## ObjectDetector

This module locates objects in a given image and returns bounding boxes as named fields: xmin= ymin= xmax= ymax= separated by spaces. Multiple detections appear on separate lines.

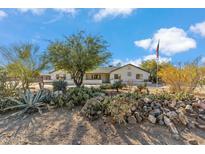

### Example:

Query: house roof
xmin=86 ymin=66 xmax=118 ymax=74
xmin=110 ymin=64 xmax=150 ymax=74
xmin=48 ymin=64 xmax=149 ymax=74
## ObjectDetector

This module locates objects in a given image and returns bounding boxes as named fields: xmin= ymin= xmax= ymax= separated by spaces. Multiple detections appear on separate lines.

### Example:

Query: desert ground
xmin=1 ymin=83 xmax=205 ymax=145
xmin=0 ymin=107 xmax=205 ymax=145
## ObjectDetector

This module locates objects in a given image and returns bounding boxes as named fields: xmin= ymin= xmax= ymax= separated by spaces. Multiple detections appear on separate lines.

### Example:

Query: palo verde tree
xmin=0 ymin=43 xmax=48 ymax=91
xmin=140 ymin=59 xmax=172 ymax=83
xmin=47 ymin=31 xmax=111 ymax=87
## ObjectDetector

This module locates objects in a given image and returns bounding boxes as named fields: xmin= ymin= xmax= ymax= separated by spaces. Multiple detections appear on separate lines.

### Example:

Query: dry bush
xmin=158 ymin=59 xmax=205 ymax=93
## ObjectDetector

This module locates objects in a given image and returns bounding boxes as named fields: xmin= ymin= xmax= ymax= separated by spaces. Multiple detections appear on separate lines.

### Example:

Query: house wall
xmin=110 ymin=64 xmax=150 ymax=84
xmin=49 ymin=70 xmax=102 ymax=85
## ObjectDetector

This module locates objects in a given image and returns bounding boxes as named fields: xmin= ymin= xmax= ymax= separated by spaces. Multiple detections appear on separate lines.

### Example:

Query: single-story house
xmin=43 ymin=64 xmax=150 ymax=85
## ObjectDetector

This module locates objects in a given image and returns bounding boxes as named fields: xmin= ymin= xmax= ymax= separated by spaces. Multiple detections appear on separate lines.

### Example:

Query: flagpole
xmin=156 ymin=56 xmax=159 ymax=88
xmin=156 ymin=40 xmax=160 ymax=88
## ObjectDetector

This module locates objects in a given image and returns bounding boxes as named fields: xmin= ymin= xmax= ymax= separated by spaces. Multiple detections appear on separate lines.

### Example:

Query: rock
xmin=178 ymin=112 xmax=188 ymax=125
xmin=148 ymin=114 xmax=156 ymax=124
xmin=97 ymin=111 xmax=102 ymax=115
xmin=144 ymin=97 xmax=152 ymax=103
xmin=198 ymin=102 xmax=205 ymax=110
xmin=187 ymin=122 xmax=195 ymax=129
xmin=189 ymin=140 xmax=198 ymax=145
xmin=157 ymin=114 xmax=164 ymax=121
xmin=155 ymin=103 xmax=161 ymax=108
xmin=166 ymin=111 xmax=178 ymax=120
xmin=172 ymin=134 xmax=180 ymax=140
xmin=169 ymin=100 xmax=177 ymax=108
xmin=177 ymin=107 xmax=186 ymax=114
xmin=164 ymin=116 xmax=179 ymax=134
xmin=159 ymin=120 xmax=165 ymax=126
xmin=164 ymin=100 xmax=170 ymax=106
xmin=195 ymin=123 xmax=205 ymax=130
xmin=134 ymin=112 xmax=143 ymax=122
xmin=199 ymin=114 xmax=205 ymax=121
xmin=131 ymin=106 xmax=137 ymax=112
xmin=128 ymin=116 xmax=137 ymax=124
xmin=185 ymin=105 xmax=193 ymax=112
xmin=150 ymin=108 xmax=161 ymax=117
xmin=143 ymin=105 xmax=148 ymax=112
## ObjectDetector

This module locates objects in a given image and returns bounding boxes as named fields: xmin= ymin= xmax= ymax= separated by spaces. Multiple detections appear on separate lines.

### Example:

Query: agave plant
xmin=4 ymin=90 xmax=48 ymax=114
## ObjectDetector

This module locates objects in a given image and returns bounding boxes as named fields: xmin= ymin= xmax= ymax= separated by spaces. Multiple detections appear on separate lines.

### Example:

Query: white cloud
xmin=143 ymin=54 xmax=171 ymax=63
xmin=17 ymin=8 xmax=45 ymax=15
xmin=112 ymin=58 xmax=142 ymax=66
xmin=135 ymin=27 xmax=196 ymax=56
xmin=134 ymin=39 xmax=151 ymax=49
xmin=53 ymin=8 xmax=77 ymax=16
xmin=93 ymin=8 xmax=136 ymax=21
xmin=190 ymin=21 xmax=205 ymax=37
xmin=112 ymin=54 xmax=171 ymax=67
xmin=201 ymin=57 xmax=205 ymax=64
xmin=17 ymin=8 xmax=77 ymax=16
xmin=0 ymin=10 xmax=8 ymax=20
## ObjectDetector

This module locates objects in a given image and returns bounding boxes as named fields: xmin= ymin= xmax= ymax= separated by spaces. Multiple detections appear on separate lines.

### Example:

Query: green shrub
xmin=100 ymin=84 xmax=112 ymax=90
xmin=50 ymin=91 xmax=74 ymax=108
xmin=52 ymin=80 xmax=67 ymax=92
xmin=81 ymin=96 xmax=110 ymax=120
xmin=107 ymin=93 xmax=137 ymax=124
xmin=0 ymin=68 xmax=19 ymax=97
xmin=112 ymin=80 xmax=124 ymax=92
xmin=67 ymin=87 xmax=105 ymax=106
xmin=173 ymin=92 xmax=194 ymax=101
xmin=135 ymin=83 xmax=149 ymax=94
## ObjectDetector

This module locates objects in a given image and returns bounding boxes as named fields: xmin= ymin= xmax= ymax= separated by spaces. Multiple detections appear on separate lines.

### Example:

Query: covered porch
xmin=85 ymin=73 xmax=110 ymax=83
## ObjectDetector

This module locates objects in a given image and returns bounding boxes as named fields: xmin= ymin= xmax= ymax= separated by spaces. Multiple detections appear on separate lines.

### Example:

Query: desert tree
xmin=47 ymin=31 xmax=111 ymax=87
xmin=140 ymin=59 xmax=172 ymax=83
xmin=158 ymin=57 xmax=205 ymax=93
xmin=0 ymin=43 xmax=48 ymax=91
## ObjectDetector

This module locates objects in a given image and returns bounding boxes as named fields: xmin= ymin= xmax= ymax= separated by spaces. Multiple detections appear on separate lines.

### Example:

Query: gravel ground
xmin=0 ymin=108 xmax=205 ymax=145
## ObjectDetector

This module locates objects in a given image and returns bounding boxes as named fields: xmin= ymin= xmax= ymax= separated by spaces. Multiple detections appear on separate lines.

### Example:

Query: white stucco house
xmin=42 ymin=64 xmax=150 ymax=85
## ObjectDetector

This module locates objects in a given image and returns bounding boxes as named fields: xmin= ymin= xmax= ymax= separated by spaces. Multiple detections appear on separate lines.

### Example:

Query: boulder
xmin=144 ymin=97 xmax=152 ymax=103
xmin=148 ymin=114 xmax=156 ymax=124
xmin=177 ymin=107 xmax=186 ymax=114
xmin=128 ymin=116 xmax=137 ymax=124
xmin=143 ymin=105 xmax=148 ymax=112
xmin=131 ymin=106 xmax=137 ymax=112
xmin=166 ymin=111 xmax=178 ymax=120
xmin=164 ymin=116 xmax=179 ymax=134
xmin=172 ymin=133 xmax=180 ymax=140
xmin=134 ymin=112 xmax=143 ymax=122
xmin=169 ymin=100 xmax=177 ymax=108
xmin=150 ymin=108 xmax=161 ymax=117
xmin=185 ymin=105 xmax=193 ymax=112
xmin=159 ymin=120 xmax=165 ymax=126
xmin=189 ymin=140 xmax=198 ymax=145
xmin=199 ymin=114 xmax=205 ymax=121
xmin=178 ymin=112 xmax=188 ymax=125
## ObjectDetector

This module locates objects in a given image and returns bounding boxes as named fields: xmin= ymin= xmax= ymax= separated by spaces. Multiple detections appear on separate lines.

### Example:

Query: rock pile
xmin=126 ymin=96 xmax=205 ymax=138
xmin=81 ymin=93 xmax=205 ymax=139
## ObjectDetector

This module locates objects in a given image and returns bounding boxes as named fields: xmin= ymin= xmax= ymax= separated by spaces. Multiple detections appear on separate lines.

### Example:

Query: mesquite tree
xmin=47 ymin=31 xmax=111 ymax=87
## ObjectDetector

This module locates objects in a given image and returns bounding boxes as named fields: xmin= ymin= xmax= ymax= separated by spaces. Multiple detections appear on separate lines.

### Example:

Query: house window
xmin=136 ymin=74 xmax=143 ymax=79
xmin=56 ymin=74 xmax=60 ymax=80
xmin=127 ymin=72 xmax=132 ymax=77
xmin=61 ymin=74 xmax=66 ymax=80
xmin=91 ymin=74 xmax=101 ymax=80
xmin=114 ymin=74 xmax=120 ymax=79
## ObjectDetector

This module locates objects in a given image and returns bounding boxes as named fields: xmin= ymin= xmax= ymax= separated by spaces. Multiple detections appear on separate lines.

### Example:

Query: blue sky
xmin=0 ymin=8 xmax=205 ymax=66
